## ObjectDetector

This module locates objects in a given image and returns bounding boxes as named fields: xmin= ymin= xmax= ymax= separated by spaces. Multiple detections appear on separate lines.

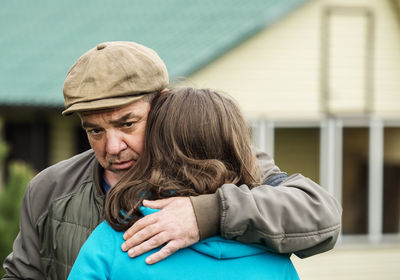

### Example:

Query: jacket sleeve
xmin=2 ymin=184 xmax=44 ymax=279
xmin=190 ymin=148 xmax=342 ymax=258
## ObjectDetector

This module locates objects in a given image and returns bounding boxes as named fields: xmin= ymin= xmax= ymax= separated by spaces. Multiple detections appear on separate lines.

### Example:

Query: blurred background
xmin=1 ymin=0 xmax=400 ymax=278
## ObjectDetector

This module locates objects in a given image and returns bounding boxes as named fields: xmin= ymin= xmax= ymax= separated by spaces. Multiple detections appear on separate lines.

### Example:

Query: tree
xmin=0 ymin=141 xmax=34 ymax=276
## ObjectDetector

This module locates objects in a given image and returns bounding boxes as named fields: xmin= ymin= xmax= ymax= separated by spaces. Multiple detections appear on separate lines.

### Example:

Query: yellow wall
xmin=274 ymin=128 xmax=320 ymax=182
xmin=179 ymin=0 xmax=400 ymax=120
xmin=374 ymin=0 xmax=400 ymax=116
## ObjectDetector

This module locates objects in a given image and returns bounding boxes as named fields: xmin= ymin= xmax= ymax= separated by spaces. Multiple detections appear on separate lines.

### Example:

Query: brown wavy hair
xmin=105 ymin=87 xmax=261 ymax=231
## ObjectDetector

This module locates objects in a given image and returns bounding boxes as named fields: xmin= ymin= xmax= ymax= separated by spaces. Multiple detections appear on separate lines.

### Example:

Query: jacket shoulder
xmin=27 ymin=149 xmax=99 ymax=222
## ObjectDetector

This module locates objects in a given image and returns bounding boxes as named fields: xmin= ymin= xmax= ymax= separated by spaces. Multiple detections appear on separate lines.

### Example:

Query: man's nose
xmin=105 ymin=131 xmax=127 ymax=155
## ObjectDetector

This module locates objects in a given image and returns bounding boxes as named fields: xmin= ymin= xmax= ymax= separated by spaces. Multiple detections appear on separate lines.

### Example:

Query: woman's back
xmin=69 ymin=209 xmax=299 ymax=280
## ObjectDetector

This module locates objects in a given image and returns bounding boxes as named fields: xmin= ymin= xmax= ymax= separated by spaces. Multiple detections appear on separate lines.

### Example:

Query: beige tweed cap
xmin=62 ymin=41 xmax=168 ymax=115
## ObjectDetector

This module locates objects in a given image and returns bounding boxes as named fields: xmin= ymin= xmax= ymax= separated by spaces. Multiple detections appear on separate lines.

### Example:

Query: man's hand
xmin=121 ymin=197 xmax=200 ymax=264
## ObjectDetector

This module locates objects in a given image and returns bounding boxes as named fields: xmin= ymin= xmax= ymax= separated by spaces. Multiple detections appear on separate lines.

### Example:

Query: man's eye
xmin=122 ymin=122 xmax=134 ymax=128
xmin=88 ymin=128 xmax=102 ymax=135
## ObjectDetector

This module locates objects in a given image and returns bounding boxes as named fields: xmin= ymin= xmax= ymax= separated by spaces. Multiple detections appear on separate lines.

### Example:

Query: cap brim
xmin=62 ymin=95 xmax=145 ymax=115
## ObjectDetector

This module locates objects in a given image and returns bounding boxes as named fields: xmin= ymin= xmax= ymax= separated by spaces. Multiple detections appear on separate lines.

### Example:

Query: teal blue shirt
xmin=68 ymin=207 xmax=299 ymax=280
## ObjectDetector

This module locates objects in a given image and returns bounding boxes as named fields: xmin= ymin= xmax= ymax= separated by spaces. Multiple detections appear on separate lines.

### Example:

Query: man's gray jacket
xmin=2 ymin=149 xmax=342 ymax=279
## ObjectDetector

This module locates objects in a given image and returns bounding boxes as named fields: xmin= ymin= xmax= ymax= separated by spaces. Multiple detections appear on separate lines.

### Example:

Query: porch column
xmin=252 ymin=119 xmax=274 ymax=157
xmin=368 ymin=117 xmax=384 ymax=242
xmin=320 ymin=117 xmax=343 ymax=204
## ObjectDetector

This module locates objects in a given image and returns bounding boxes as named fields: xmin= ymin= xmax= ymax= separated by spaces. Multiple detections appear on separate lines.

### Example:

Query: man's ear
xmin=160 ymin=88 xmax=170 ymax=95
xmin=77 ymin=112 xmax=85 ymax=125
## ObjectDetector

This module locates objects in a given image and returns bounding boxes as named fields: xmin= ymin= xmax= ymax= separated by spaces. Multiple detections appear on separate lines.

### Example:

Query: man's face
xmin=80 ymin=100 xmax=151 ymax=185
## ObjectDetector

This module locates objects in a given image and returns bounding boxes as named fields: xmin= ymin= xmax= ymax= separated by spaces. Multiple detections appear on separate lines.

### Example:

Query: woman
xmin=68 ymin=87 xmax=299 ymax=279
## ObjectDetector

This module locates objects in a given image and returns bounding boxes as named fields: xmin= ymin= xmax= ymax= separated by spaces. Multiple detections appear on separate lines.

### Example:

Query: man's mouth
xmin=111 ymin=160 xmax=135 ymax=170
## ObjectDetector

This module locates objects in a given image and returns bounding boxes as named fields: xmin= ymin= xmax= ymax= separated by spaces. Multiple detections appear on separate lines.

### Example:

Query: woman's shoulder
xmin=83 ymin=220 xmax=124 ymax=251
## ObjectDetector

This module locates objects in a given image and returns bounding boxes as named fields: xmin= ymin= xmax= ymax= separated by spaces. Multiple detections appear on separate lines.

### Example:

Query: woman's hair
xmin=105 ymin=87 xmax=261 ymax=231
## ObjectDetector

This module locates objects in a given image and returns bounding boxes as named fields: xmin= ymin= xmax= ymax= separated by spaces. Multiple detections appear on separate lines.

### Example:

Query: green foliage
xmin=0 ymin=141 xmax=34 ymax=276
xmin=0 ymin=141 xmax=8 ymax=163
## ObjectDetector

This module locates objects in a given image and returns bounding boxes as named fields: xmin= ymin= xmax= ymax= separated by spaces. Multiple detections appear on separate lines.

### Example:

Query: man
xmin=2 ymin=41 xmax=342 ymax=279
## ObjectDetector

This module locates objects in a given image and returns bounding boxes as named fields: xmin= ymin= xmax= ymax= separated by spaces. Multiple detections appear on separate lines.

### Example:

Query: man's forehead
xmin=81 ymin=100 xmax=149 ymax=116
xmin=81 ymin=106 xmax=117 ymax=115
xmin=79 ymin=100 xmax=150 ymax=122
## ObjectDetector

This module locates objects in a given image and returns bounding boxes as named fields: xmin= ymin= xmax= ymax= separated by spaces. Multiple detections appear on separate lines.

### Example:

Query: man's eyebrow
xmin=81 ymin=121 xmax=98 ymax=129
xmin=109 ymin=112 xmax=141 ymax=124
xmin=81 ymin=112 xmax=141 ymax=128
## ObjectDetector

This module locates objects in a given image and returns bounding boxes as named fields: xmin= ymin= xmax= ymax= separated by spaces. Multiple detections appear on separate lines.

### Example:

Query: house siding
xmin=181 ymin=0 xmax=400 ymax=120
